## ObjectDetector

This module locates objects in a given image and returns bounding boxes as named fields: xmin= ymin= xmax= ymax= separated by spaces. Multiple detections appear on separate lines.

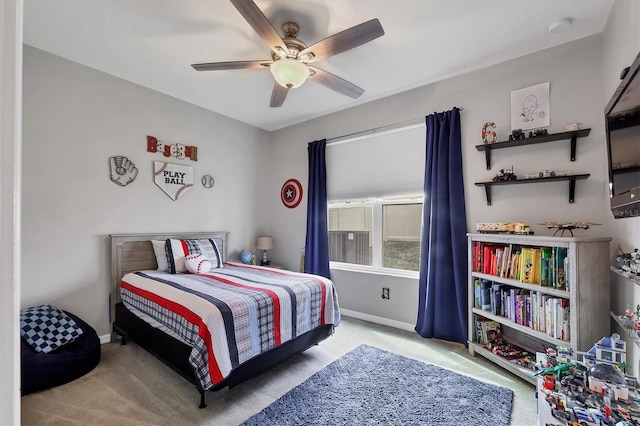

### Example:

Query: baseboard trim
xmin=340 ymin=309 xmax=416 ymax=333
xmin=99 ymin=334 xmax=111 ymax=345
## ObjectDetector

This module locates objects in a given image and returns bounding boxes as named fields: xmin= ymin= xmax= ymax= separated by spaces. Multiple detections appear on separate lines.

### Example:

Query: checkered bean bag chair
xmin=21 ymin=305 xmax=100 ymax=395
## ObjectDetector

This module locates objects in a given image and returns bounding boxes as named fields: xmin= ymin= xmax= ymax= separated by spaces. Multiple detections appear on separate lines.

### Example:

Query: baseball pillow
xmin=184 ymin=253 xmax=211 ymax=274
xmin=164 ymin=238 xmax=223 ymax=273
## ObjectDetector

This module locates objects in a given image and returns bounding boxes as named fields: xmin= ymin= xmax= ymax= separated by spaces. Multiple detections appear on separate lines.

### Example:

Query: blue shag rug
xmin=242 ymin=344 xmax=513 ymax=426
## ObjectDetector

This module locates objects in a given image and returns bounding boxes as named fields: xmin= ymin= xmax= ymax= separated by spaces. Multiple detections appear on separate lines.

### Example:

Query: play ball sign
xmin=281 ymin=178 xmax=303 ymax=209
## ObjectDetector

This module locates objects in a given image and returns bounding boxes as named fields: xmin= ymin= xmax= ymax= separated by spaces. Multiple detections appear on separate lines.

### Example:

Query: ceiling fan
xmin=191 ymin=0 xmax=385 ymax=107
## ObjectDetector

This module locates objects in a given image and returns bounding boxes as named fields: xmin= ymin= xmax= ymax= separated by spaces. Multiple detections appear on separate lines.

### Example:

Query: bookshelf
xmin=467 ymin=233 xmax=611 ymax=385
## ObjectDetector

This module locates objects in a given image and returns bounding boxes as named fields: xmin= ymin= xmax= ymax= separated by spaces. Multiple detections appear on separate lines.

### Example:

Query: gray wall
xmin=21 ymin=46 xmax=272 ymax=336
xmin=268 ymin=23 xmax=638 ymax=329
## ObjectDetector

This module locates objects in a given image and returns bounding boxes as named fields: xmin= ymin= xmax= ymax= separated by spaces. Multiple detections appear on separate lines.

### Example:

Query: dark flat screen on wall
xmin=605 ymin=52 xmax=640 ymax=218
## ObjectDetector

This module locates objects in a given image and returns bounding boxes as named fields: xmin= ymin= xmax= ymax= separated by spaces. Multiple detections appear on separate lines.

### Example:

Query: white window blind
xmin=326 ymin=124 xmax=426 ymax=200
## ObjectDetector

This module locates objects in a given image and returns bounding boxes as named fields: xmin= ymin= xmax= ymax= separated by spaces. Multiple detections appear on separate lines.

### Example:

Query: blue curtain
xmin=304 ymin=139 xmax=330 ymax=278
xmin=415 ymin=107 xmax=468 ymax=345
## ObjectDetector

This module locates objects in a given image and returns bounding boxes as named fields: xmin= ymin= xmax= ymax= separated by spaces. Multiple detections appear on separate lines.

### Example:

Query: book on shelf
xmin=479 ymin=279 xmax=492 ymax=310
xmin=493 ymin=248 xmax=503 ymax=276
xmin=472 ymin=241 xmax=482 ymax=273
xmin=474 ymin=279 xmax=481 ymax=309
xmin=558 ymin=299 xmax=570 ymax=340
xmin=543 ymin=297 xmax=570 ymax=340
xmin=532 ymin=291 xmax=549 ymax=333
xmin=555 ymin=247 xmax=568 ymax=290
xmin=540 ymin=247 xmax=553 ymax=287
xmin=564 ymin=256 xmax=570 ymax=291
xmin=491 ymin=283 xmax=502 ymax=315
xmin=499 ymin=244 xmax=511 ymax=277
xmin=483 ymin=320 xmax=502 ymax=344
xmin=474 ymin=317 xmax=502 ymax=345
xmin=520 ymin=248 xmax=534 ymax=283
xmin=509 ymin=249 xmax=521 ymax=279
xmin=531 ymin=248 xmax=541 ymax=284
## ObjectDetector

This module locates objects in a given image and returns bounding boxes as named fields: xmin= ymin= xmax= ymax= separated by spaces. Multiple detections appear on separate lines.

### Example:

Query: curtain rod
xmin=325 ymin=107 xmax=463 ymax=145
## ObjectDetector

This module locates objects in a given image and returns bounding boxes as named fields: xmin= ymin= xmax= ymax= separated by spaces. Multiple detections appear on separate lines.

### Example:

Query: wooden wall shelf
xmin=475 ymin=128 xmax=591 ymax=170
xmin=474 ymin=174 xmax=590 ymax=205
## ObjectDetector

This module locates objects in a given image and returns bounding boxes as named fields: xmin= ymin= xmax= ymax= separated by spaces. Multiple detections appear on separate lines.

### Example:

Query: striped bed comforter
xmin=120 ymin=263 xmax=340 ymax=390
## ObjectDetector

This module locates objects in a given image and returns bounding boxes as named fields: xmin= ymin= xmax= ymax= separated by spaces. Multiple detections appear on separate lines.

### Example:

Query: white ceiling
xmin=23 ymin=0 xmax=613 ymax=132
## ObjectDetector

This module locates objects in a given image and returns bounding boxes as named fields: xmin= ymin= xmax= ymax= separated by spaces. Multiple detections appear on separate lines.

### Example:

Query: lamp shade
xmin=270 ymin=59 xmax=309 ymax=89
xmin=256 ymin=236 xmax=274 ymax=251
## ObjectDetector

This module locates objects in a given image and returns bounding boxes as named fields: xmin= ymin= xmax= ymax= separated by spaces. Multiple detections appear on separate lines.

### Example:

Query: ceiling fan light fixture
xmin=270 ymin=58 xmax=309 ymax=89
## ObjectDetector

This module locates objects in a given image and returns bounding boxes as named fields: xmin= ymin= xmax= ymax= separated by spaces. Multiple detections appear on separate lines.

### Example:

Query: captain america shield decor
xmin=281 ymin=178 xmax=303 ymax=209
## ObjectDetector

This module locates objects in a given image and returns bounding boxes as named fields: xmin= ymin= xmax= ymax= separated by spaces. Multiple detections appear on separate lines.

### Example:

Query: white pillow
xmin=151 ymin=240 xmax=169 ymax=272
xmin=184 ymin=253 xmax=212 ymax=274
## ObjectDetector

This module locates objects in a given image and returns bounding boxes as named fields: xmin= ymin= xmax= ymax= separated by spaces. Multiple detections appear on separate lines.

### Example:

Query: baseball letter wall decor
xmin=147 ymin=135 xmax=198 ymax=161
xmin=154 ymin=161 xmax=194 ymax=201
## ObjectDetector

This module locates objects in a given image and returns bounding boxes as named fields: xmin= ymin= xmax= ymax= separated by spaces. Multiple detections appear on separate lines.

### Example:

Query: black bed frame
xmin=114 ymin=303 xmax=334 ymax=408
xmin=110 ymin=232 xmax=335 ymax=408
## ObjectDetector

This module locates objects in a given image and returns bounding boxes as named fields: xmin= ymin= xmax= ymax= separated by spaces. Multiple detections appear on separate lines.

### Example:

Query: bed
xmin=110 ymin=232 xmax=340 ymax=408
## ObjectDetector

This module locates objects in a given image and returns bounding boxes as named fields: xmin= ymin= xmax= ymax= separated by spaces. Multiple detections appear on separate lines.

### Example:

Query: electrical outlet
xmin=381 ymin=287 xmax=390 ymax=299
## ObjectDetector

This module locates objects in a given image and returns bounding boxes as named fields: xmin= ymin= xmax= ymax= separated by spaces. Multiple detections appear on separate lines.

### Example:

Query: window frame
xmin=328 ymin=195 xmax=422 ymax=278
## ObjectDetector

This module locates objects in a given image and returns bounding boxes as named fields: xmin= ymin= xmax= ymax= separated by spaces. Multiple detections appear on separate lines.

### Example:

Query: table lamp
xmin=256 ymin=236 xmax=273 ymax=266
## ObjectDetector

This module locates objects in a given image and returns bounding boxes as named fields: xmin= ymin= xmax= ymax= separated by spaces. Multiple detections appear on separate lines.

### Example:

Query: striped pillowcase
xmin=164 ymin=238 xmax=223 ymax=274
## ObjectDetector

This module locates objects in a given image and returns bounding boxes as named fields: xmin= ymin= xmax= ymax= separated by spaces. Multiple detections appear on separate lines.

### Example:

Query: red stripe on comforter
xmin=120 ymin=280 xmax=224 ymax=384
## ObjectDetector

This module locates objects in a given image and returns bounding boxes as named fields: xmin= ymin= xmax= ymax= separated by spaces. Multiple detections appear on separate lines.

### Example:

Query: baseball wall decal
xmin=109 ymin=156 xmax=138 ymax=187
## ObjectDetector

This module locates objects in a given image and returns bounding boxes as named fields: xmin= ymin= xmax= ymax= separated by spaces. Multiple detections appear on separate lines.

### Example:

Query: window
xmin=382 ymin=201 xmax=422 ymax=271
xmin=324 ymin=122 xmax=425 ymax=276
xmin=329 ymin=196 xmax=422 ymax=274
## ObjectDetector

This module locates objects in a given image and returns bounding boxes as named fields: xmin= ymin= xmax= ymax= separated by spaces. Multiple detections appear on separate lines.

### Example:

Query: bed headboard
xmin=109 ymin=232 xmax=229 ymax=324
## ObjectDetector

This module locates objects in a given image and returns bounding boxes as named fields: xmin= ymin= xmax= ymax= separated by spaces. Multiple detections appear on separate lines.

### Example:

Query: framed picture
xmin=511 ymin=82 xmax=550 ymax=131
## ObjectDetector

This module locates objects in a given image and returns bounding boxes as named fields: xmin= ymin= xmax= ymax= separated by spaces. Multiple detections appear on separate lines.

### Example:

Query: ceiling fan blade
xmin=229 ymin=0 xmax=289 ymax=58
xmin=308 ymin=66 xmax=364 ymax=99
xmin=191 ymin=60 xmax=272 ymax=71
xmin=299 ymin=19 xmax=384 ymax=63
xmin=270 ymin=83 xmax=289 ymax=107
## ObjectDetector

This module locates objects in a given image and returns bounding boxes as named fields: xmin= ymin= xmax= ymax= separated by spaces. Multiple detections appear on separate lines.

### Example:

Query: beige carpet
xmin=21 ymin=317 xmax=537 ymax=425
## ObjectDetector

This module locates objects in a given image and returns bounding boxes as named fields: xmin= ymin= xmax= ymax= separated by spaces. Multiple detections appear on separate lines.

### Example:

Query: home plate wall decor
xmin=109 ymin=156 xmax=138 ymax=187
xmin=154 ymin=161 xmax=194 ymax=201
xmin=281 ymin=178 xmax=303 ymax=208
xmin=147 ymin=135 xmax=198 ymax=162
